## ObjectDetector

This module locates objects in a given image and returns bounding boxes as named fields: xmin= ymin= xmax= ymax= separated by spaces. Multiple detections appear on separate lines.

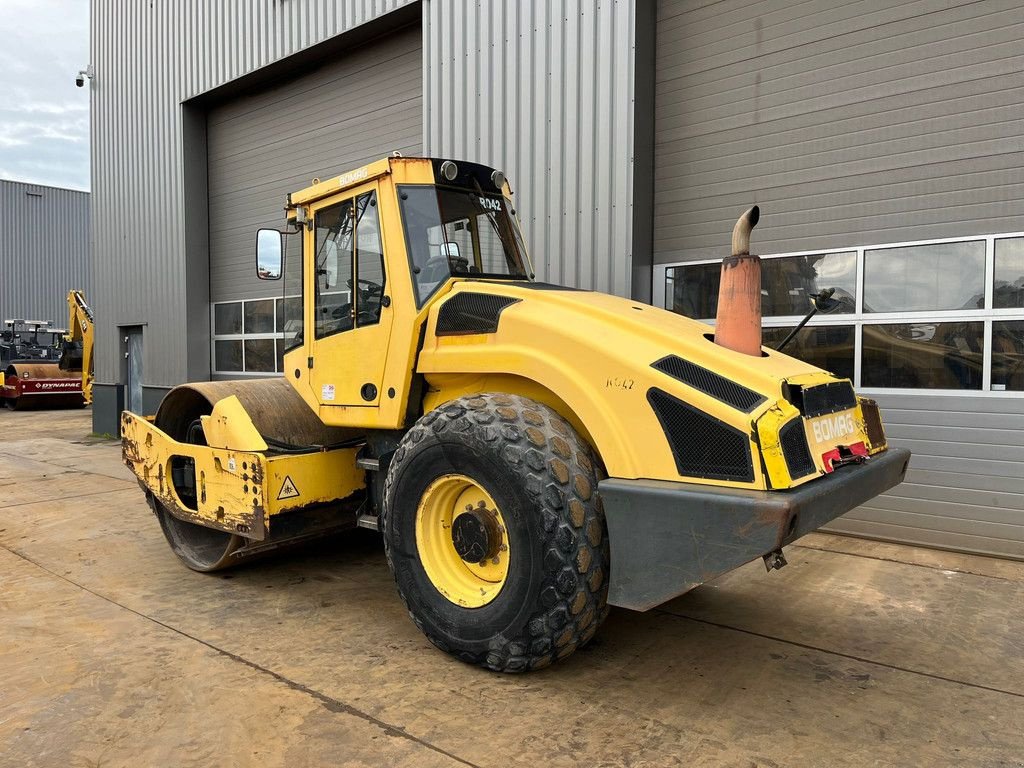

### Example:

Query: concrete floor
xmin=1 ymin=409 xmax=1022 ymax=768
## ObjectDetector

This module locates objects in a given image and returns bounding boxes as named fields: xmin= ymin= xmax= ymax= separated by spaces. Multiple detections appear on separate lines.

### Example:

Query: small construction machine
xmin=121 ymin=156 xmax=910 ymax=671
xmin=2 ymin=320 xmax=79 ymax=409
xmin=0 ymin=291 xmax=93 ymax=409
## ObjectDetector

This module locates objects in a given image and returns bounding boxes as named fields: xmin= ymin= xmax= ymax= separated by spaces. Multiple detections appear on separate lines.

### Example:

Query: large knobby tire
xmin=381 ymin=393 xmax=610 ymax=672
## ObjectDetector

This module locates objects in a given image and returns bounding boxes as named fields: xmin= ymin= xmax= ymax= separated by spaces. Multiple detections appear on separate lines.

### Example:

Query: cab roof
xmin=285 ymin=156 xmax=508 ymax=209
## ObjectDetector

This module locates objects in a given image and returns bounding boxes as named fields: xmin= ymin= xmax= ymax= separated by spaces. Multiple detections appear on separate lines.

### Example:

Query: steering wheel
xmin=348 ymin=277 xmax=383 ymax=299
xmin=419 ymin=256 xmax=450 ymax=283
xmin=331 ymin=278 xmax=384 ymax=322
xmin=420 ymin=254 xmax=470 ymax=282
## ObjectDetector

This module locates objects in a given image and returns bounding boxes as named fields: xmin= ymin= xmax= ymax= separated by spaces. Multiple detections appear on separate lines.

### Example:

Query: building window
xmin=660 ymin=231 xmax=1024 ymax=395
xmin=761 ymin=325 xmax=855 ymax=381
xmin=862 ymin=322 xmax=984 ymax=390
xmin=994 ymin=237 xmax=1024 ymax=309
xmin=243 ymin=299 xmax=275 ymax=334
xmin=666 ymin=251 xmax=857 ymax=319
xmin=992 ymin=320 xmax=1024 ymax=392
xmin=864 ymin=241 xmax=985 ymax=313
xmin=214 ymin=302 xmax=242 ymax=335
xmin=211 ymin=296 xmax=302 ymax=375
xmin=214 ymin=339 xmax=242 ymax=372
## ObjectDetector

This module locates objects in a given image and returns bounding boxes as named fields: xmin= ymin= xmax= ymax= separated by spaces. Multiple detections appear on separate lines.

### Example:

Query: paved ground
xmin=1 ymin=408 xmax=1022 ymax=768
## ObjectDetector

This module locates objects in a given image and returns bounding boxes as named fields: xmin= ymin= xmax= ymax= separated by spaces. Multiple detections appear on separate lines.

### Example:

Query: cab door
xmin=307 ymin=185 xmax=393 ymax=408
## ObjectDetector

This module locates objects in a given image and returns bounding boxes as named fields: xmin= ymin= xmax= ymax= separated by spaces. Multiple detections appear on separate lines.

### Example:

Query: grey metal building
xmin=0 ymin=180 xmax=91 ymax=329
xmin=89 ymin=0 xmax=1023 ymax=558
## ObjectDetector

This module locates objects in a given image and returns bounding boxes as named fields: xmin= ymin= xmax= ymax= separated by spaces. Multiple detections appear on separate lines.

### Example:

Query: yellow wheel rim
xmin=415 ymin=474 xmax=510 ymax=608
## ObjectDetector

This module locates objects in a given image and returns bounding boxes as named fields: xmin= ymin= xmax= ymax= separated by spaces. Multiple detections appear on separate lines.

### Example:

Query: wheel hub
xmin=415 ymin=474 xmax=511 ymax=608
xmin=451 ymin=506 xmax=500 ymax=563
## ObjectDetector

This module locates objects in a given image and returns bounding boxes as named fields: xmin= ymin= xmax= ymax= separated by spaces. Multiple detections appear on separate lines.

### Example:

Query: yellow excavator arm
xmin=61 ymin=289 xmax=95 ymax=405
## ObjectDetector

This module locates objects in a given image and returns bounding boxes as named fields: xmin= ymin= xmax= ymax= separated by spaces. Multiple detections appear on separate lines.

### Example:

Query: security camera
xmin=76 ymin=66 xmax=93 ymax=88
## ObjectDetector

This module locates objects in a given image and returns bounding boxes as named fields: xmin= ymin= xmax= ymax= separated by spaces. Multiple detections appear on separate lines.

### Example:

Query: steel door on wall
xmin=122 ymin=327 xmax=143 ymax=414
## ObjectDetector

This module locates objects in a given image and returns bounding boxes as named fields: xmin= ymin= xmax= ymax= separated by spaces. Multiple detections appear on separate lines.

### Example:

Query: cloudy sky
xmin=0 ymin=0 xmax=89 ymax=190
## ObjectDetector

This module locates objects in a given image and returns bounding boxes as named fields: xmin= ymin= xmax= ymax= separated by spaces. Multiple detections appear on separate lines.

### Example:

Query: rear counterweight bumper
xmin=599 ymin=447 xmax=911 ymax=611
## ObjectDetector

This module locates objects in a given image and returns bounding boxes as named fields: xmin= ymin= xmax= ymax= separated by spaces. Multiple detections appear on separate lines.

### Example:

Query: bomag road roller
xmin=121 ymin=156 xmax=910 ymax=672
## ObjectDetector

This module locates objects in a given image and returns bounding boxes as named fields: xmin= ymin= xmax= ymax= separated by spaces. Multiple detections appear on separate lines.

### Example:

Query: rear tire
xmin=382 ymin=393 xmax=609 ymax=672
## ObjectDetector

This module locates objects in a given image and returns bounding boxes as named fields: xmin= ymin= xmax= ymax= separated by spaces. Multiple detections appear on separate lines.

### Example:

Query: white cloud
xmin=0 ymin=0 xmax=89 ymax=190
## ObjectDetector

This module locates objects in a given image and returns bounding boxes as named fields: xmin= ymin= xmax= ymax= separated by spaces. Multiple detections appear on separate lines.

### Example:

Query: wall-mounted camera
xmin=76 ymin=65 xmax=94 ymax=88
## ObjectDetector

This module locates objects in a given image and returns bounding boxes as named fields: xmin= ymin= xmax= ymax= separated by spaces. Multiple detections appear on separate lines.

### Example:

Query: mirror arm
xmin=774 ymin=288 xmax=836 ymax=353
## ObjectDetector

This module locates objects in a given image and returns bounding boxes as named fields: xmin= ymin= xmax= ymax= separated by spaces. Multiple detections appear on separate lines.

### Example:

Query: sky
xmin=0 ymin=0 xmax=90 ymax=190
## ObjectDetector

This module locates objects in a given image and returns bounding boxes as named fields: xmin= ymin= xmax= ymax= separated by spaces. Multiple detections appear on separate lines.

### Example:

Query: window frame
xmin=654 ymin=230 xmax=1024 ymax=397
xmin=210 ymin=295 xmax=302 ymax=377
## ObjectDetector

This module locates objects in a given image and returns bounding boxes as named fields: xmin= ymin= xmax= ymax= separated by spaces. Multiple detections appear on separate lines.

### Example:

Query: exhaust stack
xmin=714 ymin=205 xmax=762 ymax=357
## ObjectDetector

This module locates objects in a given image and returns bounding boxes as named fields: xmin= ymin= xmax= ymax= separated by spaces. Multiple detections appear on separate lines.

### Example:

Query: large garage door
xmin=653 ymin=1 xmax=1024 ymax=558
xmin=206 ymin=24 xmax=422 ymax=375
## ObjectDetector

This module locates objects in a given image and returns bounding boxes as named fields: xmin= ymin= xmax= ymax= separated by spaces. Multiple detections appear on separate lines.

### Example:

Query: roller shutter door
xmin=653 ymin=1 xmax=1024 ymax=558
xmin=207 ymin=24 xmax=422 ymax=306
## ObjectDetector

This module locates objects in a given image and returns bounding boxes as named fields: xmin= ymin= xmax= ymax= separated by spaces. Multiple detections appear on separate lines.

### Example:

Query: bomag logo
xmin=812 ymin=413 xmax=855 ymax=444
xmin=337 ymin=167 xmax=369 ymax=188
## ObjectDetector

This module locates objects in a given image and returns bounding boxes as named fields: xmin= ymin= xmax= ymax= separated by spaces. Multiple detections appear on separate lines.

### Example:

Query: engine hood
xmin=417 ymin=280 xmax=858 ymax=488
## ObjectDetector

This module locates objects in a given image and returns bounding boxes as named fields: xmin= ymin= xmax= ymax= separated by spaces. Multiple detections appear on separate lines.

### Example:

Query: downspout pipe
xmin=714 ymin=206 xmax=763 ymax=357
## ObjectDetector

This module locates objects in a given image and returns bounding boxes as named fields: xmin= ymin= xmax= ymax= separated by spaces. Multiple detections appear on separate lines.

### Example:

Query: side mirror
xmin=256 ymin=229 xmax=284 ymax=280
xmin=811 ymin=287 xmax=842 ymax=314
xmin=440 ymin=241 xmax=461 ymax=260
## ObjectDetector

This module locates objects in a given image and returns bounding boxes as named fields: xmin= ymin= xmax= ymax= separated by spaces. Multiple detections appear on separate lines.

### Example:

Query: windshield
xmin=399 ymin=185 xmax=531 ymax=305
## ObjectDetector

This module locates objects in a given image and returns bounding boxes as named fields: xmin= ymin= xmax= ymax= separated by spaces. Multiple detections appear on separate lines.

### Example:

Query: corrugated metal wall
xmin=0 ymin=180 xmax=91 ymax=327
xmin=208 ymin=26 xmax=423 ymax=304
xmin=423 ymin=0 xmax=638 ymax=297
xmin=829 ymin=393 xmax=1024 ymax=559
xmin=89 ymin=0 xmax=416 ymax=389
xmin=653 ymin=0 xmax=1024 ymax=263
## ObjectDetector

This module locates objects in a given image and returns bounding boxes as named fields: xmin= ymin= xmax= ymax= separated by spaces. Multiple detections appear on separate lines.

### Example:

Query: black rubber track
xmin=381 ymin=393 xmax=610 ymax=672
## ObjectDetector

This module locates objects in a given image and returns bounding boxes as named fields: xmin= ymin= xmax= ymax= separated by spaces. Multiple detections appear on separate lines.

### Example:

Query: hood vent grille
xmin=435 ymin=293 xmax=520 ymax=336
xmin=652 ymin=355 xmax=766 ymax=413
xmin=647 ymin=388 xmax=754 ymax=483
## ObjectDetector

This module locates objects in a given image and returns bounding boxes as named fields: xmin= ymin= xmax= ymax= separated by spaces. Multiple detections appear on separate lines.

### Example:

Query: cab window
xmin=313 ymin=199 xmax=354 ymax=339
xmin=354 ymin=191 xmax=386 ymax=327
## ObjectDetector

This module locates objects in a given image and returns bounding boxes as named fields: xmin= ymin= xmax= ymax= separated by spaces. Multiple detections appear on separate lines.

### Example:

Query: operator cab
xmin=253 ymin=156 xmax=534 ymax=421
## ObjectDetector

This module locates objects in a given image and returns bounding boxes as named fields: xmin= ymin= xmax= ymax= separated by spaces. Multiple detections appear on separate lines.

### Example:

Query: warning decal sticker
xmin=277 ymin=476 xmax=300 ymax=500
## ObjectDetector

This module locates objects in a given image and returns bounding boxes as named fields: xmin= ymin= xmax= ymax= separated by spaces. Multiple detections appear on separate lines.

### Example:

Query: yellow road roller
xmin=122 ymin=156 xmax=910 ymax=672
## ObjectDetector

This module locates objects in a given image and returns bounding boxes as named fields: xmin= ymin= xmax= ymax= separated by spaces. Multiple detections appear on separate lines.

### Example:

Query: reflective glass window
xmin=243 ymin=338 xmax=276 ymax=373
xmin=668 ymin=252 xmax=856 ymax=320
xmin=762 ymin=325 xmax=855 ymax=381
xmin=667 ymin=262 xmax=720 ymax=319
xmin=214 ymin=303 xmax=242 ymax=335
xmin=276 ymin=296 xmax=303 ymax=351
xmin=864 ymin=241 xmax=985 ymax=312
xmin=243 ymin=299 xmax=274 ymax=334
xmin=992 ymin=320 xmax=1024 ymax=392
xmin=214 ymin=340 xmax=242 ymax=372
xmin=761 ymin=252 xmax=857 ymax=316
xmin=994 ymin=237 xmax=1024 ymax=309
xmin=355 ymin=191 xmax=386 ymax=327
xmin=313 ymin=199 xmax=355 ymax=338
xmin=861 ymin=322 xmax=984 ymax=389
